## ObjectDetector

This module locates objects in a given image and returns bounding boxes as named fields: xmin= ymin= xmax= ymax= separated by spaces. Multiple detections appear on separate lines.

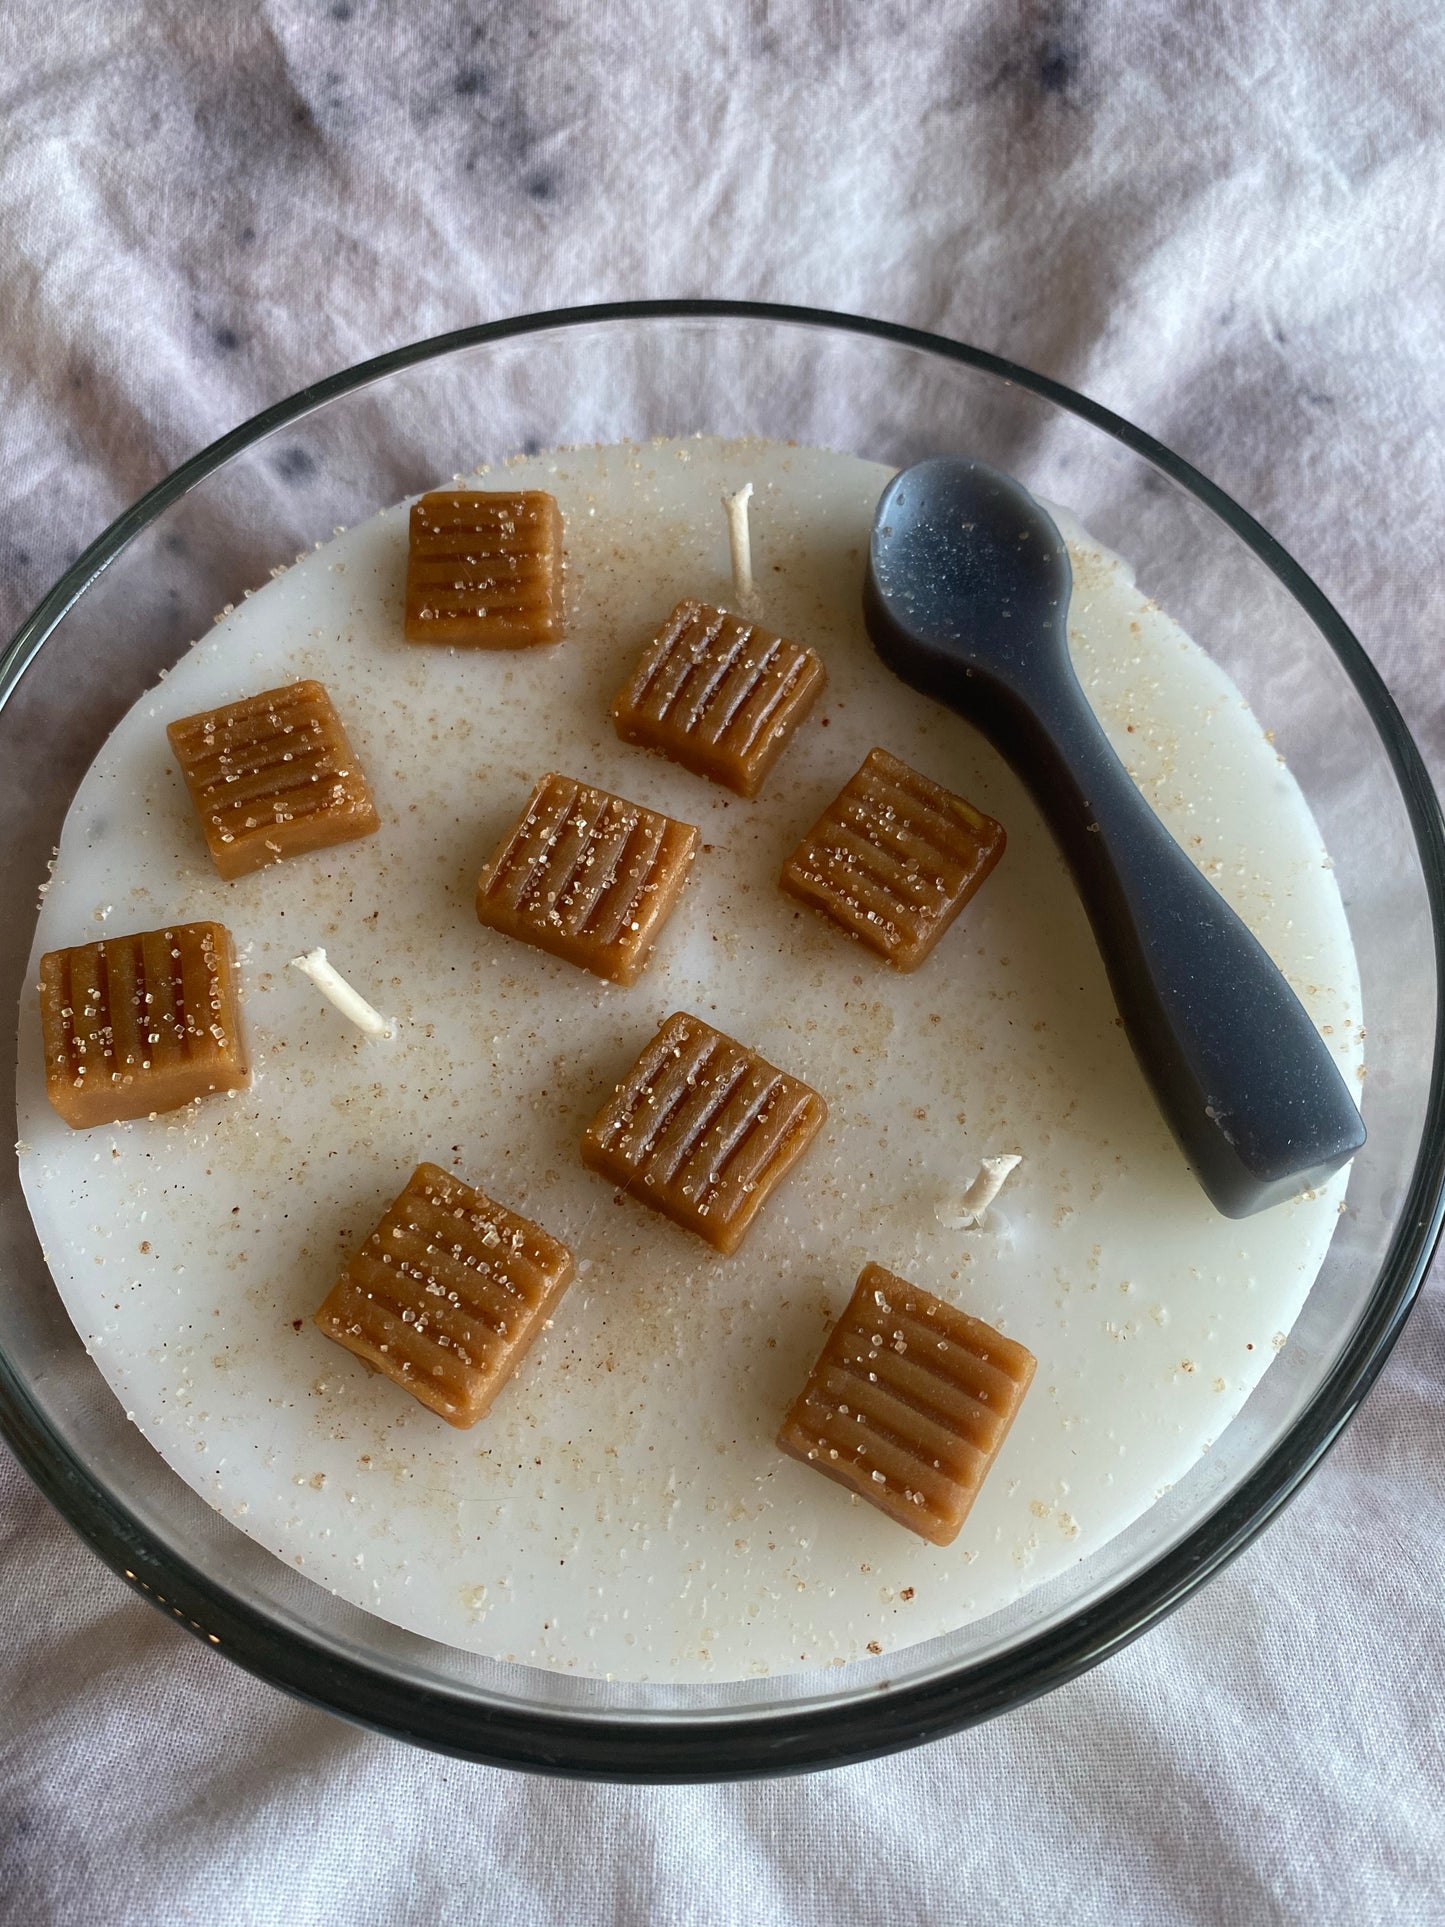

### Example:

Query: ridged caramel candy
xmin=314 ymin=1163 xmax=575 ymax=1428
xmin=167 ymin=679 xmax=379 ymax=880
xmin=580 ymin=1011 xmax=827 ymax=1254
xmin=780 ymin=747 xmax=1005 ymax=970
xmin=476 ymin=773 xmax=698 ymax=986
xmin=610 ymin=599 xmax=825 ymax=796
xmin=777 ymin=1263 xmax=1036 ymax=1545
xmin=404 ymin=489 xmax=563 ymax=647
xmin=38 ymin=921 xmax=249 ymax=1129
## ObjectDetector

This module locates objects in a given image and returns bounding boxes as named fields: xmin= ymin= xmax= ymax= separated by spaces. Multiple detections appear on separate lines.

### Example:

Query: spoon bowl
xmin=868 ymin=456 xmax=1073 ymax=690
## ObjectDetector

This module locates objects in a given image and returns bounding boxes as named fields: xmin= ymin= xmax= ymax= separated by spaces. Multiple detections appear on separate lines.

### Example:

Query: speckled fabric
xmin=2 ymin=4 xmax=1443 ymax=1923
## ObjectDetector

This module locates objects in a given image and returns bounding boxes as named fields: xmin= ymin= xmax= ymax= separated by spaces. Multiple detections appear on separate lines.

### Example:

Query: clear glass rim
xmin=3 ymin=299 xmax=1443 ymax=1781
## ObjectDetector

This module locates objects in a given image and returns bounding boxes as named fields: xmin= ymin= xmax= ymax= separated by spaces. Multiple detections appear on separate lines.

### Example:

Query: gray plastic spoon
xmin=863 ymin=456 xmax=1365 ymax=1218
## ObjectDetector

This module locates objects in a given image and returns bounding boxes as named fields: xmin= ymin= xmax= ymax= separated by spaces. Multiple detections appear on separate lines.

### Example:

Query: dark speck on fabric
xmin=1037 ymin=34 xmax=1079 ymax=96
xmin=1029 ymin=0 xmax=1086 ymax=102
xmin=975 ymin=1 xmax=1088 ymax=109
xmin=0 ymin=1807 xmax=35 ymax=1877
xmin=272 ymin=446 xmax=316 ymax=483
xmin=406 ymin=12 xmax=579 ymax=206
xmin=211 ymin=325 xmax=242 ymax=353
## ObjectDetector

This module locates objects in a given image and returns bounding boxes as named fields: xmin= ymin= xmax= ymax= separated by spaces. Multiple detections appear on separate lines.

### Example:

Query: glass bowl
xmin=2 ymin=302 xmax=1441 ymax=1781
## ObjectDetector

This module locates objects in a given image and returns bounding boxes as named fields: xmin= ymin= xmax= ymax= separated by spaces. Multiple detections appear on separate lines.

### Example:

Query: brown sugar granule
xmin=610 ymin=599 xmax=825 ymax=797
xmin=38 ymin=921 xmax=249 ymax=1129
xmin=476 ymin=773 xmax=698 ymax=986
xmin=314 ymin=1162 xmax=574 ymax=1428
xmin=167 ymin=680 xmax=379 ymax=880
xmin=777 ymin=1263 xmax=1035 ymax=1545
xmin=580 ymin=1011 xmax=827 ymax=1254
xmin=780 ymin=747 xmax=1005 ymax=971
xmin=404 ymin=489 xmax=563 ymax=647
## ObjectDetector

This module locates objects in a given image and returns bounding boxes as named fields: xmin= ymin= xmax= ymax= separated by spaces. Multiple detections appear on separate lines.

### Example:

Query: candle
xmin=15 ymin=437 xmax=1361 ymax=1680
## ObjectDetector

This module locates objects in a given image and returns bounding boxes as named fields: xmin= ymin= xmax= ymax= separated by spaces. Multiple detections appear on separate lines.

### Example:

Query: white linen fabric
xmin=1 ymin=4 xmax=1442 ymax=1922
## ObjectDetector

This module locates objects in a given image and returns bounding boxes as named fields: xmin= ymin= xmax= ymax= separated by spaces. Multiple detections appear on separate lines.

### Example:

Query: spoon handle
xmin=974 ymin=668 xmax=1365 ymax=1217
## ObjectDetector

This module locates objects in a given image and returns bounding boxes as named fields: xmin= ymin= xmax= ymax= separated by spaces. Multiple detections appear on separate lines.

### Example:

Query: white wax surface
xmin=14 ymin=438 xmax=1362 ymax=1681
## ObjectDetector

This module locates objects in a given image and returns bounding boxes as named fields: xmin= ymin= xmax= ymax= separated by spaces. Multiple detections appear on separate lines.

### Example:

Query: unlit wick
xmin=937 ymin=1154 xmax=1022 ymax=1230
xmin=723 ymin=482 xmax=755 ymax=603
xmin=290 ymin=947 xmax=394 ymax=1040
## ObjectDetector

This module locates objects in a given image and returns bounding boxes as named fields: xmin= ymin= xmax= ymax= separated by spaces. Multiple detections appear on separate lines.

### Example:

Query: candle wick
xmin=936 ymin=1154 xmax=1022 ymax=1231
xmin=723 ymin=482 xmax=756 ymax=604
xmin=290 ymin=947 xmax=394 ymax=1040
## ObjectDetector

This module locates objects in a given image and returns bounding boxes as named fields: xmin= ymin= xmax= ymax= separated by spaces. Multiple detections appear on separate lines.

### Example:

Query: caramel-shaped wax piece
xmin=38 ymin=921 xmax=249 ymax=1129
xmin=780 ymin=747 xmax=1005 ymax=971
xmin=405 ymin=489 xmax=563 ymax=648
xmin=580 ymin=1011 xmax=827 ymax=1254
xmin=777 ymin=1263 xmax=1036 ymax=1546
xmin=167 ymin=679 xmax=379 ymax=881
xmin=610 ymin=599 xmax=825 ymax=797
xmin=476 ymin=773 xmax=698 ymax=986
xmin=314 ymin=1162 xmax=575 ymax=1429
